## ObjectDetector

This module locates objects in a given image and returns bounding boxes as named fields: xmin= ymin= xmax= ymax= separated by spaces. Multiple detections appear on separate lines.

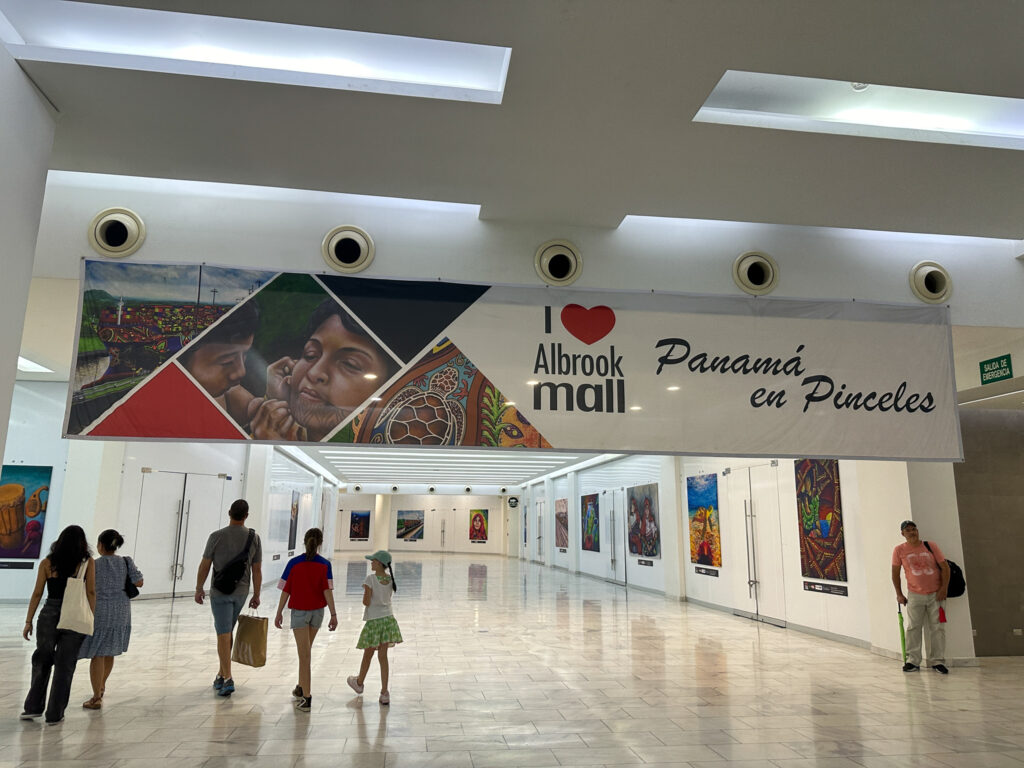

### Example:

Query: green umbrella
xmin=897 ymin=603 xmax=907 ymax=663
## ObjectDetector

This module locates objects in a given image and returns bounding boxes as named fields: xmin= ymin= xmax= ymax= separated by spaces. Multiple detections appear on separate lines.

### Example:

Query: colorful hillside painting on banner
xmin=396 ymin=510 xmax=425 ymax=541
xmin=339 ymin=339 xmax=551 ymax=449
xmin=349 ymin=510 xmax=370 ymax=541
xmin=581 ymin=493 xmax=600 ymax=552
xmin=0 ymin=465 xmax=52 ymax=560
xmin=795 ymin=458 xmax=847 ymax=581
xmin=626 ymin=483 xmax=660 ymax=559
xmin=554 ymin=498 xmax=569 ymax=548
xmin=687 ymin=474 xmax=721 ymax=567
xmin=469 ymin=509 xmax=488 ymax=542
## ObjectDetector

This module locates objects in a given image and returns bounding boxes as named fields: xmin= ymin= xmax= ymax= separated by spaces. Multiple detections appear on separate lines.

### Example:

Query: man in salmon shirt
xmin=891 ymin=520 xmax=950 ymax=674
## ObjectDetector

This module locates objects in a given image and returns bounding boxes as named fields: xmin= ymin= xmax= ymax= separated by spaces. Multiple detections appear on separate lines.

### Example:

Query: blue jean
xmin=24 ymin=600 xmax=86 ymax=721
xmin=211 ymin=592 xmax=246 ymax=635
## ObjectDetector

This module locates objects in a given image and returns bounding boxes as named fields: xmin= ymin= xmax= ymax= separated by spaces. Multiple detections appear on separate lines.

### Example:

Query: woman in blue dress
xmin=78 ymin=529 xmax=143 ymax=709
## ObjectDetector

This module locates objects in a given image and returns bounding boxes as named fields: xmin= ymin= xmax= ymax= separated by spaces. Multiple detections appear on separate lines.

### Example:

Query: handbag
xmin=231 ymin=611 xmax=267 ymax=668
xmin=57 ymin=560 xmax=94 ymax=635
xmin=212 ymin=529 xmax=255 ymax=594
xmin=123 ymin=556 xmax=140 ymax=599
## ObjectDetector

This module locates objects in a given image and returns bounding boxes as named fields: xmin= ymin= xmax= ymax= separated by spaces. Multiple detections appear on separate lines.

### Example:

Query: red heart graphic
xmin=560 ymin=304 xmax=616 ymax=345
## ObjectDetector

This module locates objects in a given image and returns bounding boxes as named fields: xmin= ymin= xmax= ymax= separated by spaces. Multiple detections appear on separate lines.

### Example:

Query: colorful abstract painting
xmin=626 ymin=483 xmax=661 ymax=559
xmin=0 ymin=465 xmax=52 ymax=559
xmin=288 ymin=490 xmax=300 ymax=551
xmin=396 ymin=509 xmax=425 ymax=541
xmin=687 ymin=474 xmax=721 ymax=567
xmin=581 ymin=493 xmax=600 ymax=552
xmin=795 ymin=458 xmax=847 ymax=581
xmin=469 ymin=509 xmax=488 ymax=541
xmin=554 ymin=498 xmax=569 ymax=549
xmin=349 ymin=510 xmax=370 ymax=541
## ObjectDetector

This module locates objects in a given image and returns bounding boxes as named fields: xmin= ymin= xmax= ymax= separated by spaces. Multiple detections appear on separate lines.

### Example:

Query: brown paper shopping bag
xmin=231 ymin=612 xmax=268 ymax=668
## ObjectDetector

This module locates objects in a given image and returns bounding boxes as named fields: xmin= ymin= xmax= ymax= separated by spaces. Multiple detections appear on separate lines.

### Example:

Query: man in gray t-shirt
xmin=194 ymin=499 xmax=262 ymax=696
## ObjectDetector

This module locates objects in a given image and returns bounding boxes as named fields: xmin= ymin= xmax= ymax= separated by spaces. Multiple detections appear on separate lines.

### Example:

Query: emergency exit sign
xmin=980 ymin=354 xmax=1013 ymax=385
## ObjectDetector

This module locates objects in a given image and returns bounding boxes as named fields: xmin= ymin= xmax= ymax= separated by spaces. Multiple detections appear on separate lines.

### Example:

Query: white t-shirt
xmin=362 ymin=573 xmax=394 ymax=621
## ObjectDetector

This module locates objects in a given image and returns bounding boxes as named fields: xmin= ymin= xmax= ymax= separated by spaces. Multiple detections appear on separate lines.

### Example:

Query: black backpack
xmin=924 ymin=541 xmax=966 ymax=598
xmin=212 ymin=529 xmax=255 ymax=594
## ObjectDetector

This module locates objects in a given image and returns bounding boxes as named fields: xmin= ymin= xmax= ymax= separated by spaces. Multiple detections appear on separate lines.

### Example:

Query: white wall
xmin=1 ymin=382 xmax=71 ymax=600
xmin=0 ymin=46 xmax=55 ymax=459
xmin=386 ymin=493 xmax=505 ymax=555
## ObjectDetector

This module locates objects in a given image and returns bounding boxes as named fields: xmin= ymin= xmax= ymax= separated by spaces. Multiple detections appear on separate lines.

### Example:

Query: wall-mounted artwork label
xmin=795 ymin=459 xmax=846 ymax=581
xmin=554 ymin=498 xmax=568 ymax=549
xmin=980 ymin=354 xmax=1012 ymax=385
xmin=272 ymin=554 xmax=281 ymax=561
xmin=349 ymin=510 xmax=370 ymax=541
xmin=558 ymin=548 xmax=567 ymax=554
xmin=637 ymin=559 xmax=654 ymax=567
xmin=581 ymin=493 xmax=600 ymax=552
xmin=626 ymin=483 xmax=660 ymax=558
xmin=804 ymin=581 xmax=848 ymax=596
xmin=687 ymin=474 xmax=721 ymax=567
xmin=65 ymin=261 xmax=961 ymax=461
xmin=396 ymin=510 xmax=424 ymax=541
xmin=469 ymin=509 xmax=488 ymax=542
xmin=695 ymin=566 xmax=719 ymax=577
xmin=0 ymin=465 xmax=51 ymax=560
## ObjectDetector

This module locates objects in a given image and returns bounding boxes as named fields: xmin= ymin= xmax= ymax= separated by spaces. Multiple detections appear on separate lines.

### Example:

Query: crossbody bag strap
xmin=923 ymin=540 xmax=938 ymax=566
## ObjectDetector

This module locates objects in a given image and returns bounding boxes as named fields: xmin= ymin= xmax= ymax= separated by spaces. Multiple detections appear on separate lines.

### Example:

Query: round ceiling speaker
xmin=322 ymin=225 xmax=375 ymax=273
xmin=909 ymin=261 xmax=952 ymax=304
xmin=88 ymin=208 xmax=146 ymax=258
xmin=535 ymin=239 xmax=582 ymax=286
xmin=732 ymin=251 xmax=779 ymax=296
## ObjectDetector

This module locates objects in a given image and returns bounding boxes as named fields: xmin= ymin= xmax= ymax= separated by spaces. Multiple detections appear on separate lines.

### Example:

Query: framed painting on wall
xmin=554 ymin=498 xmax=569 ymax=548
xmin=469 ymin=509 xmax=488 ymax=542
xmin=288 ymin=490 xmax=300 ymax=551
xmin=0 ymin=465 xmax=52 ymax=560
xmin=396 ymin=509 xmax=425 ymax=541
xmin=580 ymin=493 xmax=600 ymax=552
xmin=349 ymin=510 xmax=370 ymax=541
xmin=686 ymin=474 xmax=722 ymax=567
xmin=795 ymin=458 xmax=847 ymax=581
xmin=626 ymin=483 xmax=660 ymax=559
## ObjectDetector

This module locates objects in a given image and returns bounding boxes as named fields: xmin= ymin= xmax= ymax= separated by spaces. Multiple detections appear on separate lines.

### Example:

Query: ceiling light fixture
xmin=0 ymin=0 xmax=512 ymax=104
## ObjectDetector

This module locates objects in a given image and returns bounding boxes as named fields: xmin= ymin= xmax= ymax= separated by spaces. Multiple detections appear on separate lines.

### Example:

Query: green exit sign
xmin=980 ymin=354 xmax=1013 ymax=385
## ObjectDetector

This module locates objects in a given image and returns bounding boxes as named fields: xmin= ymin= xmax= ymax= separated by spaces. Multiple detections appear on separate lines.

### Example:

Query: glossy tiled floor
xmin=2 ymin=553 xmax=1024 ymax=768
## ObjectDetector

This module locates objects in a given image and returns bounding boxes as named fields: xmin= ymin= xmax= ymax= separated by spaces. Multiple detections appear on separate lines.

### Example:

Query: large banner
xmin=65 ymin=261 xmax=961 ymax=460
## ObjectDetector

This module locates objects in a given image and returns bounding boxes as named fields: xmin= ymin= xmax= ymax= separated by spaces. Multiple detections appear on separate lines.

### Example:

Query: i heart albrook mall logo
xmin=531 ymin=304 xmax=626 ymax=414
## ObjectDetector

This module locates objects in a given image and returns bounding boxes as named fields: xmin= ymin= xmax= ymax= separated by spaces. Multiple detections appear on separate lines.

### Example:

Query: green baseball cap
xmin=365 ymin=550 xmax=392 ymax=566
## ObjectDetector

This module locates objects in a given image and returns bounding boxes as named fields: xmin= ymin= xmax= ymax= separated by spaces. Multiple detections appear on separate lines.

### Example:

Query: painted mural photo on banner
xmin=687 ymin=474 xmax=722 ymax=567
xmin=65 ymin=261 xmax=961 ymax=460
xmin=626 ymin=483 xmax=661 ymax=559
xmin=795 ymin=458 xmax=847 ymax=581
xmin=0 ymin=465 xmax=51 ymax=559
xmin=581 ymin=493 xmax=600 ymax=552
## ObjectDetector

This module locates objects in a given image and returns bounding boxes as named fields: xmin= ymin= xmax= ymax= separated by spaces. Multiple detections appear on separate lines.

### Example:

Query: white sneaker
xmin=346 ymin=676 xmax=364 ymax=694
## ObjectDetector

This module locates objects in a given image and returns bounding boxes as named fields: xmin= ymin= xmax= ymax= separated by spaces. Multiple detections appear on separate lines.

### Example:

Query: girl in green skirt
xmin=346 ymin=550 xmax=402 ymax=704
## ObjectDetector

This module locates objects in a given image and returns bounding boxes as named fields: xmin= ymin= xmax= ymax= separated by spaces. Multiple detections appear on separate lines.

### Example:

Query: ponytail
xmin=98 ymin=528 xmax=124 ymax=553
xmin=303 ymin=528 xmax=323 ymax=561
xmin=387 ymin=562 xmax=397 ymax=592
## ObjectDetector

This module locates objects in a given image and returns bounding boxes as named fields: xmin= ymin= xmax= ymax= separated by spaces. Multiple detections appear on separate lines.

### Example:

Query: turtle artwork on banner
xmin=795 ymin=458 xmax=847 ymax=581
xmin=64 ymin=260 xmax=961 ymax=462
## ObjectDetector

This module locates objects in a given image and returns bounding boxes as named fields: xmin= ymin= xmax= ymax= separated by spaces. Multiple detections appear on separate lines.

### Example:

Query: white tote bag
xmin=57 ymin=560 xmax=94 ymax=635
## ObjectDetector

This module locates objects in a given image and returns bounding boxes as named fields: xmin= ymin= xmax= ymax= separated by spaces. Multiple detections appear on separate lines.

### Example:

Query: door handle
xmin=177 ymin=500 xmax=192 ymax=581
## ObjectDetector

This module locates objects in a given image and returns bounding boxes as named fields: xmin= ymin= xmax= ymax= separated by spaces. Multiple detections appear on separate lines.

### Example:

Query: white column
xmin=0 ymin=46 xmax=56 ymax=456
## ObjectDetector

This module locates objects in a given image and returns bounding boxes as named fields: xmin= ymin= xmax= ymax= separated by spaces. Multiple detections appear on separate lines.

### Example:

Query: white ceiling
xmin=7 ymin=0 xmax=1024 ymax=237
xmin=9 ymin=1 xmax=1024 ymax=485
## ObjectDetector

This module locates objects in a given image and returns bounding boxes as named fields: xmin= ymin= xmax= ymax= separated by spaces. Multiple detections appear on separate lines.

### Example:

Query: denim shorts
xmin=291 ymin=608 xmax=324 ymax=630
xmin=210 ymin=593 xmax=247 ymax=635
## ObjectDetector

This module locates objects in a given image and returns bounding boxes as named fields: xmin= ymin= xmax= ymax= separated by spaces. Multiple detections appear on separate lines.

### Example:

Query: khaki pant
xmin=906 ymin=591 xmax=945 ymax=667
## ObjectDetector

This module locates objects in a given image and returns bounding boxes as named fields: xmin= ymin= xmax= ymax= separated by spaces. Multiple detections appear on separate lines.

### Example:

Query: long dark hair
xmin=48 ymin=525 xmax=91 ymax=579
xmin=303 ymin=528 xmax=323 ymax=560
xmin=387 ymin=562 xmax=397 ymax=593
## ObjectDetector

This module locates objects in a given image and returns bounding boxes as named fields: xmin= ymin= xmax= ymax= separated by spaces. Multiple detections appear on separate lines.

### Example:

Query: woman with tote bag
xmin=21 ymin=525 xmax=96 ymax=725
